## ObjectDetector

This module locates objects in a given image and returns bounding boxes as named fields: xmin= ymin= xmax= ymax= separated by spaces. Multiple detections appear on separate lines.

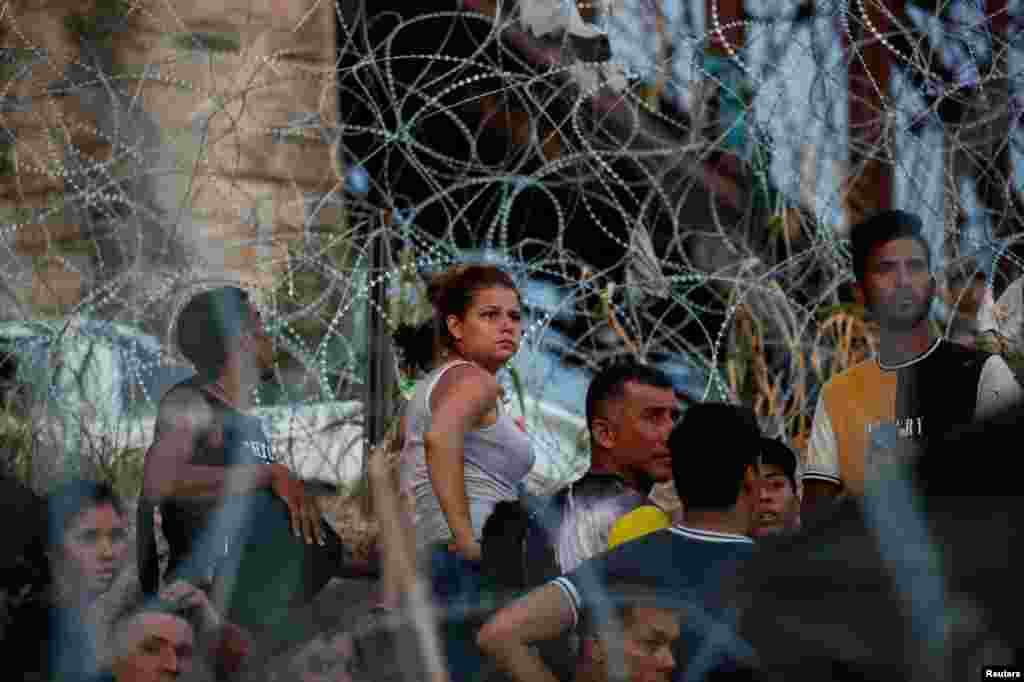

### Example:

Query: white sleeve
xmin=975 ymin=355 xmax=1023 ymax=420
xmin=976 ymin=285 xmax=999 ymax=333
xmin=979 ymin=278 xmax=1024 ymax=341
xmin=802 ymin=396 xmax=841 ymax=486
xmin=551 ymin=577 xmax=581 ymax=629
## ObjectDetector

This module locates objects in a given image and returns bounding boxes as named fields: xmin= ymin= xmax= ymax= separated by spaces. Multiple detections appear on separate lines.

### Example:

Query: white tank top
xmin=399 ymin=360 xmax=536 ymax=551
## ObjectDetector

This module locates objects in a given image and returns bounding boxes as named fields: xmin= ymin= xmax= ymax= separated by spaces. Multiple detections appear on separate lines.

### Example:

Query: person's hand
xmin=269 ymin=463 xmax=324 ymax=546
xmin=290 ymin=632 xmax=357 ymax=682
xmin=161 ymin=580 xmax=221 ymax=632
xmin=447 ymin=538 xmax=483 ymax=563
xmin=514 ymin=416 xmax=526 ymax=433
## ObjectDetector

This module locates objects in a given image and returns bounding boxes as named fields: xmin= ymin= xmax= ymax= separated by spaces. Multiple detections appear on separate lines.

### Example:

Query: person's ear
xmin=446 ymin=314 xmax=463 ymax=345
xmin=853 ymin=282 xmax=866 ymax=306
xmin=582 ymin=636 xmax=606 ymax=664
xmin=591 ymin=416 xmax=616 ymax=451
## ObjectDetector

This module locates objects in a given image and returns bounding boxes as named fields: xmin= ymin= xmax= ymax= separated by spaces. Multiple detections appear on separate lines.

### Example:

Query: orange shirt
xmin=803 ymin=339 xmax=1020 ymax=496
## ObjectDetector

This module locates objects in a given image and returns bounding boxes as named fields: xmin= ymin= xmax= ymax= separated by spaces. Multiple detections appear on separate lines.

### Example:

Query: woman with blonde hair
xmin=399 ymin=263 xmax=535 ymax=681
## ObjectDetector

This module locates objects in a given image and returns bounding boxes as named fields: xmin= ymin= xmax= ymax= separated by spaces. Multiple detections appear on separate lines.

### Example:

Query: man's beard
xmin=871 ymin=293 xmax=932 ymax=332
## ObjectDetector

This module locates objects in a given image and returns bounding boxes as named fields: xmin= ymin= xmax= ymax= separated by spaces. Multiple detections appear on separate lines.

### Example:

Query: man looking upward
xmin=139 ymin=287 xmax=346 ymax=631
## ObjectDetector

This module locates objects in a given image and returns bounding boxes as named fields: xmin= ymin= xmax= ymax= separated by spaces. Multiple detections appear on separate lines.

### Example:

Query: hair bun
xmin=427 ymin=265 xmax=469 ymax=307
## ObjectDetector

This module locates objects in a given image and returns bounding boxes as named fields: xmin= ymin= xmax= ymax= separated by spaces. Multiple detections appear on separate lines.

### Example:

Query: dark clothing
xmin=732 ymin=499 xmax=923 ymax=681
xmin=428 ymin=544 xmax=500 ymax=682
xmin=890 ymin=339 xmax=990 ymax=447
xmin=158 ymin=378 xmax=277 ymax=588
xmin=805 ymin=339 xmax=997 ymax=495
xmin=138 ymin=379 xmax=349 ymax=634
xmin=84 ymin=674 xmax=114 ymax=682
xmin=49 ymin=604 xmax=97 ymax=682
xmin=519 ymin=472 xmax=651 ymax=682
xmin=7 ymin=597 xmax=96 ymax=682
xmin=552 ymin=525 xmax=755 ymax=682
xmin=0 ymin=473 xmax=47 ymax=584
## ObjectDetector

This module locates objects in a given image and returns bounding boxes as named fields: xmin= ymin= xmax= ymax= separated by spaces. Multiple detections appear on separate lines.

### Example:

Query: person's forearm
xmin=478 ymin=584 xmax=577 ymax=680
xmin=480 ymin=639 xmax=562 ymax=682
xmin=146 ymin=461 xmax=278 ymax=502
xmin=370 ymin=446 xmax=420 ymax=593
xmin=424 ymin=431 xmax=475 ymax=547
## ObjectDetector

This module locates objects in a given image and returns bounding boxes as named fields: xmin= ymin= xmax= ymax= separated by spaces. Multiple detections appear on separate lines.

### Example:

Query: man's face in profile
xmin=605 ymin=381 xmax=680 ymax=485
xmin=753 ymin=463 xmax=800 ymax=538
xmin=111 ymin=612 xmax=194 ymax=682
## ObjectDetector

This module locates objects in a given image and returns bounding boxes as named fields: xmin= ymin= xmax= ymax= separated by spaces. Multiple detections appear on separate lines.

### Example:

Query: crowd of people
xmin=2 ymin=208 xmax=1022 ymax=681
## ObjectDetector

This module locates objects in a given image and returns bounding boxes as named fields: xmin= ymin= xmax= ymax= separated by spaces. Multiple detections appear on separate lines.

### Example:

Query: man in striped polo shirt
xmin=803 ymin=210 xmax=1022 ymax=511
xmin=477 ymin=403 xmax=761 ymax=682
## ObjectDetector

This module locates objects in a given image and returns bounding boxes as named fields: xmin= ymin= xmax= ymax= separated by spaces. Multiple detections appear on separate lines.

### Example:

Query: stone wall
xmin=0 ymin=0 xmax=339 ymax=310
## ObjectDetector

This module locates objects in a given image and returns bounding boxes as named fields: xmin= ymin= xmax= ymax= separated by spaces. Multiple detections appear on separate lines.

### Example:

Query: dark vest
xmin=891 ymin=340 xmax=990 ymax=448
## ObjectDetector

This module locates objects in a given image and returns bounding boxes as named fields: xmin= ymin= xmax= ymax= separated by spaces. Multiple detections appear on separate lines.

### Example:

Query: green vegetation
xmin=57 ymin=237 xmax=97 ymax=258
xmin=0 ymin=206 xmax=33 ymax=225
xmin=271 ymin=127 xmax=312 ymax=144
xmin=167 ymin=31 xmax=242 ymax=54
xmin=0 ymin=142 xmax=14 ymax=177
xmin=64 ymin=0 xmax=132 ymax=48
xmin=0 ymin=409 xmax=35 ymax=485
xmin=90 ymin=445 xmax=146 ymax=503
xmin=0 ymin=48 xmax=34 ymax=82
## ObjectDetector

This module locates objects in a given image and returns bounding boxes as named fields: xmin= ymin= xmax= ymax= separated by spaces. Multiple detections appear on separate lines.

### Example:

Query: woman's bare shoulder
xmin=430 ymin=362 xmax=499 ymax=410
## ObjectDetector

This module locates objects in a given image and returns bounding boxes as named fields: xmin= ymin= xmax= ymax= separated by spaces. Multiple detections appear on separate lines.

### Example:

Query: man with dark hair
xmin=571 ymin=584 xmax=681 ymax=682
xmin=753 ymin=438 xmax=801 ymax=538
xmin=478 ymin=402 xmax=761 ymax=682
xmin=803 ymin=210 xmax=1022 ymax=511
xmin=546 ymin=360 xmax=681 ymax=576
xmin=139 ymin=286 xmax=347 ymax=634
xmin=512 ymin=361 xmax=679 ymax=681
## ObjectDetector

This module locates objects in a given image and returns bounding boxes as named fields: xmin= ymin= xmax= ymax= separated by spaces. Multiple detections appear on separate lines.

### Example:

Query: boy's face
xmin=59 ymin=502 xmax=128 ymax=599
xmin=753 ymin=462 xmax=800 ymax=537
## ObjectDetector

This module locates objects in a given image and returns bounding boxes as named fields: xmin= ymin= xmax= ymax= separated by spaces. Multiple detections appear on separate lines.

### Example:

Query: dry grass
xmin=728 ymin=302 xmax=880 ymax=453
